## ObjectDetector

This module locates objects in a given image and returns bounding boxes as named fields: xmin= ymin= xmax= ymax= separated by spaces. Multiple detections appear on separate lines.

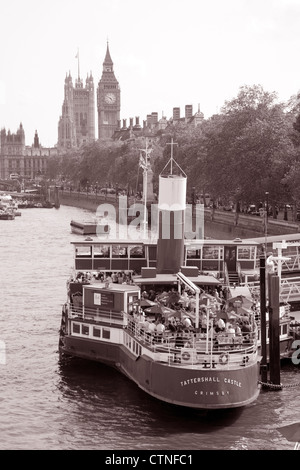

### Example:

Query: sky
xmin=0 ymin=0 xmax=300 ymax=147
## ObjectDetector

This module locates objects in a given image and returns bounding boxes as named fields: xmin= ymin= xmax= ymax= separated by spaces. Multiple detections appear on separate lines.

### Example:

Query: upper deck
xmin=71 ymin=237 xmax=259 ymax=277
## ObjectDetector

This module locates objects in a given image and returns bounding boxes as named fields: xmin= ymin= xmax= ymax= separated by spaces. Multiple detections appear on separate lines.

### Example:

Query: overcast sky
xmin=0 ymin=0 xmax=299 ymax=147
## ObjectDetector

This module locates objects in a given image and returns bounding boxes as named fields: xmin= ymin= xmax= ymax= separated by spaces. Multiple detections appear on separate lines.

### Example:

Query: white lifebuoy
xmin=219 ymin=353 xmax=229 ymax=365
xmin=181 ymin=351 xmax=191 ymax=361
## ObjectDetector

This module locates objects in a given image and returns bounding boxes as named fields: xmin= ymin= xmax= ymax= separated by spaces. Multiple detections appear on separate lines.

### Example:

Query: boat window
xmin=72 ymin=323 xmax=80 ymax=334
xmin=75 ymin=246 xmax=92 ymax=258
xmin=94 ymin=244 xmax=110 ymax=258
xmin=203 ymin=246 xmax=219 ymax=259
xmin=237 ymin=246 xmax=255 ymax=260
xmin=112 ymin=245 xmax=128 ymax=258
xmin=82 ymin=325 xmax=89 ymax=335
xmin=93 ymin=327 xmax=101 ymax=338
xmin=186 ymin=246 xmax=201 ymax=259
xmin=102 ymin=329 xmax=110 ymax=339
xmin=129 ymin=245 xmax=145 ymax=258
xmin=282 ymin=324 xmax=287 ymax=335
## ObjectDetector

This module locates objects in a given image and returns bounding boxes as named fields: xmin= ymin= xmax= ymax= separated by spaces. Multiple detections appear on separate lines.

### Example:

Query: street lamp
xmin=264 ymin=191 xmax=269 ymax=257
xmin=265 ymin=192 xmax=269 ymax=225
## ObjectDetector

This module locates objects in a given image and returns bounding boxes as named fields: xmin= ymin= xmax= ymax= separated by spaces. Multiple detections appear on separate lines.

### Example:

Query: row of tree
xmin=46 ymin=84 xmax=300 ymax=214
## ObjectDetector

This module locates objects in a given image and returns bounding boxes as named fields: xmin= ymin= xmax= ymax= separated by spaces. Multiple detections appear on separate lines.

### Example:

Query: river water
xmin=0 ymin=205 xmax=299 ymax=451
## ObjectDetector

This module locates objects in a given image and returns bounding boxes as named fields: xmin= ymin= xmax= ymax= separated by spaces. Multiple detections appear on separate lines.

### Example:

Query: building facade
xmin=0 ymin=124 xmax=58 ymax=180
xmin=57 ymin=71 xmax=95 ymax=149
xmin=97 ymin=43 xmax=121 ymax=139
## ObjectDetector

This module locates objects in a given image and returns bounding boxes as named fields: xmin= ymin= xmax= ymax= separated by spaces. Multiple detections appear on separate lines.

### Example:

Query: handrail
xmin=224 ymin=262 xmax=230 ymax=287
xmin=123 ymin=312 xmax=257 ymax=353
xmin=237 ymin=261 xmax=242 ymax=284
xmin=69 ymin=303 xmax=125 ymax=324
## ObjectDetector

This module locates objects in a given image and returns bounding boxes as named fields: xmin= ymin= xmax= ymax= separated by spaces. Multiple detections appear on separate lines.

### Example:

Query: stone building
xmin=112 ymin=104 xmax=204 ymax=142
xmin=57 ymin=71 xmax=95 ymax=150
xmin=0 ymin=124 xmax=58 ymax=180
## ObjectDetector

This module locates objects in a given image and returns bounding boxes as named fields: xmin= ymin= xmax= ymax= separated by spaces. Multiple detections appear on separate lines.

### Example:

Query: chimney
xmin=129 ymin=117 xmax=134 ymax=127
xmin=151 ymin=112 xmax=158 ymax=124
xmin=185 ymin=105 xmax=193 ymax=119
xmin=134 ymin=117 xmax=141 ymax=129
xmin=122 ymin=119 xmax=127 ymax=129
xmin=147 ymin=114 xmax=152 ymax=126
xmin=117 ymin=120 xmax=121 ymax=129
xmin=173 ymin=107 xmax=180 ymax=120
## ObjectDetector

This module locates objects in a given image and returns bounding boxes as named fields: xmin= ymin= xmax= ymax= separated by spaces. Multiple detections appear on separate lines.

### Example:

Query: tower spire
xmin=76 ymin=48 xmax=80 ymax=79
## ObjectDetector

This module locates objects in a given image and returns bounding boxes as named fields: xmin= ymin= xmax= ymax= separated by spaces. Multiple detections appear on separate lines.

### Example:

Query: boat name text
xmin=181 ymin=376 xmax=242 ymax=387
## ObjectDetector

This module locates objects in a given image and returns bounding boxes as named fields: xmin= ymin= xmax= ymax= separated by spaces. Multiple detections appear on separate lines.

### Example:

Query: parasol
xmin=145 ymin=304 xmax=177 ymax=318
xmin=216 ymin=309 xmax=241 ymax=322
xmin=227 ymin=294 xmax=253 ymax=308
xmin=135 ymin=299 xmax=157 ymax=308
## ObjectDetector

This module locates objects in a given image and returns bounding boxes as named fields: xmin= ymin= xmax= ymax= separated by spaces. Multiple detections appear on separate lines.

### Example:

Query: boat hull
xmin=60 ymin=336 xmax=261 ymax=409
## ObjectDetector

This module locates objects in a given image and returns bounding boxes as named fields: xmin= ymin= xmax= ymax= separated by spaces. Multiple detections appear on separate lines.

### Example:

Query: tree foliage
xmin=46 ymin=84 xmax=300 ymax=209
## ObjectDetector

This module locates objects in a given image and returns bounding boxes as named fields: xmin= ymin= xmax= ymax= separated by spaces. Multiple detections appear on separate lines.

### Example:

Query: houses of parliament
xmin=0 ymin=43 xmax=203 ymax=180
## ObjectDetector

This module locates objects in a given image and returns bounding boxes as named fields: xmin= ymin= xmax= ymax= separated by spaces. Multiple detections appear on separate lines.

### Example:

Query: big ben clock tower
xmin=97 ymin=43 xmax=120 ymax=139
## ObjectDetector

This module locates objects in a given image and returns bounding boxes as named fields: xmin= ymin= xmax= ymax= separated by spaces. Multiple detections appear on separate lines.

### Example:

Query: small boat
xmin=59 ymin=144 xmax=261 ymax=410
xmin=0 ymin=210 xmax=15 ymax=220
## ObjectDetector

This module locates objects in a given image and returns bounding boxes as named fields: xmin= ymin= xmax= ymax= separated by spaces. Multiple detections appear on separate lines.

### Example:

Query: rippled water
xmin=0 ymin=205 xmax=299 ymax=450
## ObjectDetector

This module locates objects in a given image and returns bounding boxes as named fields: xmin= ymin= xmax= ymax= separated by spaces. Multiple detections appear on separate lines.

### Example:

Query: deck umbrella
xmin=135 ymin=299 xmax=157 ymax=308
xmin=227 ymin=295 xmax=253 ymax=309
xmin=145 ymin=304 xmax=177 ymax=318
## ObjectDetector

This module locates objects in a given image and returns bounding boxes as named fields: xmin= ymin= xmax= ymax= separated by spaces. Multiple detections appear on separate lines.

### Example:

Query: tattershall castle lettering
xmin=181 ymin=376 xmax=242 ymax=388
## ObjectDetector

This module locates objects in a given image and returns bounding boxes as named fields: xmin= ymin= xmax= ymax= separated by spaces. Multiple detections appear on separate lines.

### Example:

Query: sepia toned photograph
xmin=0 ymin=0 xmax=300 ymax=453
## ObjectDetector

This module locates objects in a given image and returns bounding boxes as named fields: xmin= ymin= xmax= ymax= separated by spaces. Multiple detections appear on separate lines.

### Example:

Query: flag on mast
xmin=139 ymin=152 xmax=148 ymax=170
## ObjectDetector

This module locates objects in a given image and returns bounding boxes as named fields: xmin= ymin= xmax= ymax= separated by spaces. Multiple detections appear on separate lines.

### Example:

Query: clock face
xmin=105 ymin=93 xmax=116 ymax=104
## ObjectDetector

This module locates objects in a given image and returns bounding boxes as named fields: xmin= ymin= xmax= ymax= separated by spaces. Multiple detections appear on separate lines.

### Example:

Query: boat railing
xmin=273 ymin=253 xmax=300 ymax=273
xmin=68 ymin=303 xmax=125 ymax=325
xmin=237 ymin=261 xmax=243 ymax=284
xmin=124 ymin=313 xmax=258 ymax=366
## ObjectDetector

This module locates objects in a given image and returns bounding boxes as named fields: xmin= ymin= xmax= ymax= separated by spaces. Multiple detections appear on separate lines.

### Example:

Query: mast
xmin=156 ymin=140 xmax=187 ymax=274
xmin=139 ymin=138 xmax=152 ymax=238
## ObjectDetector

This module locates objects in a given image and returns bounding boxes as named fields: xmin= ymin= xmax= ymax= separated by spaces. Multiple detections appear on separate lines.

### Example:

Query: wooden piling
xmin=259 ymin=255 xmax=268 ymax=383
xmin=268 ymin=274 xmax=281 ymax=386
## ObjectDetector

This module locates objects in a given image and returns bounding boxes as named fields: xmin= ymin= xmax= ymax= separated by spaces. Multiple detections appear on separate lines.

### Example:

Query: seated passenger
xmin=156 ymin=321 xmax=165 ymax=342
xmin=182 ymin=316 xmax=192 ymax=332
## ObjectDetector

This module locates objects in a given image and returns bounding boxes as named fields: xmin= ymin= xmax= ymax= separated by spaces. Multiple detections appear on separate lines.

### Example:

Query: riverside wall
xmin=55 ymin=190 xmax=300 ymax=239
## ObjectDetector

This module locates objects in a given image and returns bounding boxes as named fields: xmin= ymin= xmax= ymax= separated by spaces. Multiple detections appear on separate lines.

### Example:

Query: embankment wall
xmin=56 ymin=190 xmax=300 ymax=239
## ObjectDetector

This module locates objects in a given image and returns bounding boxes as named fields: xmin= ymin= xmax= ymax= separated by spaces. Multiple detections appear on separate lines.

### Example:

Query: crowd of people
xmin=128 ymin=283 xmax=256 ymax=349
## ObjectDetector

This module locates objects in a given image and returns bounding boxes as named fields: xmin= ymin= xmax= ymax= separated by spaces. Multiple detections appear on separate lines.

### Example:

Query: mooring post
xmin=268 ymin=274 xmax=281 ymax=386
xmin=259 ymin=255 xmax=268 ymax=383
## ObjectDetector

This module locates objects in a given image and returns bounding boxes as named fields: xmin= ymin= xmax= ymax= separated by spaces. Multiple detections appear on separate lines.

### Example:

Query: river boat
xmin=59 ymin=148 xmax=261 ymax=410
xmin=0 ymin=209 xmax=15 ymax=220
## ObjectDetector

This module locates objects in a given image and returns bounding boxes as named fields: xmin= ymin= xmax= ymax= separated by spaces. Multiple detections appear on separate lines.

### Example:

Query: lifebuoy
xmin=181 ymin=351 xmax=191 ymax=361
xmin=219 ymin=353 xmax=229 ymax=365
